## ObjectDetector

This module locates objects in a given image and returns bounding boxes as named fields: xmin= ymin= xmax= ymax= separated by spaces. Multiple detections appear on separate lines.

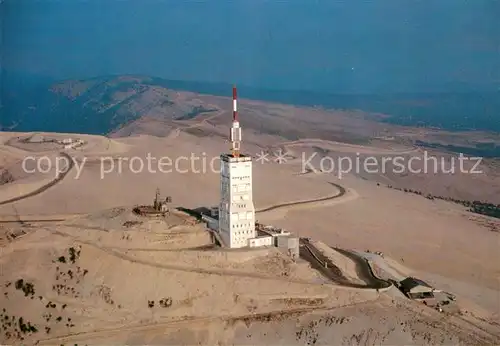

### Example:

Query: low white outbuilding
xmin=248 ymin=236 xmax=273 ymax=248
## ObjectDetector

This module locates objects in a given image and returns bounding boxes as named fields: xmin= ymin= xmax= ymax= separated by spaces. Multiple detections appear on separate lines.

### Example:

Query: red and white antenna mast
xmin=232 ymin=85 xmax=238 ymax=122
xmin=230 ymin=85 xmax=242 ymax=157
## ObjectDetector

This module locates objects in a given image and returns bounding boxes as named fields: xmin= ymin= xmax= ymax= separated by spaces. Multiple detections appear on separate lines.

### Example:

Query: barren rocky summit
xmin=1 ymin=83 xmax=499 ymax=344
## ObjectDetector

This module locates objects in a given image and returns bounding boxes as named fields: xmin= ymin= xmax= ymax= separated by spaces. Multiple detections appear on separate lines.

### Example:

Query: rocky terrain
xmin=1 ymin=79 xmax=499 ymax=345
xmin=1 ymin=208 xmax=498 ymax=345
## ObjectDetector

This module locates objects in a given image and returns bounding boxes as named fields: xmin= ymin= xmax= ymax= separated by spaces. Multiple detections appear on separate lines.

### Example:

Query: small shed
xmin=399 ymin=277 xmax=435 ymax=299
xmin=276 ymin=235 xmax=299 ymax=260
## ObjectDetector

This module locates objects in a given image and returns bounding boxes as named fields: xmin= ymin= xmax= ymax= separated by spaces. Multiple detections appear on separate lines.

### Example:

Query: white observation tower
xmin=218 ymin=86 xmax=256 ymax=248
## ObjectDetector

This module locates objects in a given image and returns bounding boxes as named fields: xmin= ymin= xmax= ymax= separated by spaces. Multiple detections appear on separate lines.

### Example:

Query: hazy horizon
xmin=3 ymin=0 xmax=499 ymax=94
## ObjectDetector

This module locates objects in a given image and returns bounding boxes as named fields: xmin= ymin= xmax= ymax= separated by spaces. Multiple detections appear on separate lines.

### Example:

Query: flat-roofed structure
xmin=399 ymin=277 xmax=435 ymax=299
xmin=218 ymin=153 xmax=256 ymax=248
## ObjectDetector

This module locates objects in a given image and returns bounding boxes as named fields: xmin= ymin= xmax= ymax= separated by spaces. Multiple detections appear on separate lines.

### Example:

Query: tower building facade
xmin=218 ymin=86 xmax=256 ymax=248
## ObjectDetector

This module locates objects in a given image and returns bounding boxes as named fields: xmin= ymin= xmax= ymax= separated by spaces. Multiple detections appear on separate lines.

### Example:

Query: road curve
xmin=299 ymin=239 xmax=390 ymax=290
xmin=332 ymin=247 xmax=390 ymax=289
xmin=255 ymin=181 xmax=387 ymax=289
xmin=256 ymin=182 xmax=346 ymax=214
xmin=0 ymin=152 xmax=74 ymax=206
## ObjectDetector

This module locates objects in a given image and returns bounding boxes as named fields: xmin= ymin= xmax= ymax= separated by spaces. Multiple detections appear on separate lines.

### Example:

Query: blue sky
xmin=3 ymin=0 xmax=499 ymax=93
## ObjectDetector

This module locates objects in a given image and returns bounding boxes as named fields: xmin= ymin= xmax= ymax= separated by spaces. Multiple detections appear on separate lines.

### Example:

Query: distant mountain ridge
xmin=1 ymin=72 xmax=500 ymax=135
xmin=0 ymin=75 xmax=219 ymax=135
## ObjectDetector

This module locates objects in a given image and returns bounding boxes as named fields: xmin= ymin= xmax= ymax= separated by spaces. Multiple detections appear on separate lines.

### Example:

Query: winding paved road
xmin=254 ymin=180 xmax=387 ymax=289
xmin=299 ymin=239 xmax=390 ymax=290
xmin=256 ymin=182 xmax=346 ymax=214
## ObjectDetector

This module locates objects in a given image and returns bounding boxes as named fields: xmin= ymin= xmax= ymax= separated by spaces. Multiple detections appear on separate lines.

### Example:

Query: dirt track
xmin=46 ymin=228 xmax=334 ymax=287
xmin=281 ymin=138 xmax=419 ymax=155
xmin=0 ymin=152 xmax=74 ymax=206
xmin=0 ymin=218 xmax=67 ymax=223
xmin=37 ymin=300 xmax=377 ymax=344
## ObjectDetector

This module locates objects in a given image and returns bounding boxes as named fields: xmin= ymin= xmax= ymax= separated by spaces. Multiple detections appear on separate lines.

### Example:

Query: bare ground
xmin=0 ymin=91 xmax=499 ymax=344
